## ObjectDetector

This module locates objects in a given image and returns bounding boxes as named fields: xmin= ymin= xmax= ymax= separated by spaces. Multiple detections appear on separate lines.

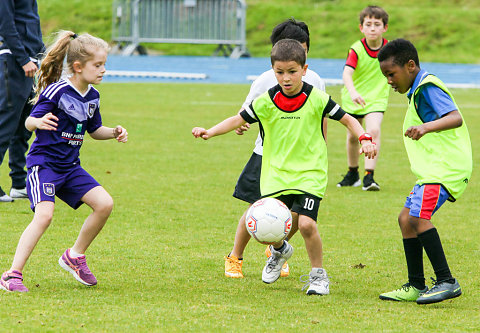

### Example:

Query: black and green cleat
xmin=416 ymin=278 xmax=462 ymax=304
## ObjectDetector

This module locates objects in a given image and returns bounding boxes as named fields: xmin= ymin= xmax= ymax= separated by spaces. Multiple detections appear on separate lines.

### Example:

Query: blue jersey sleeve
xmin=86 ymin=105 xmax=103 ymax=134
xmin=415 ymin=83 xmax=457 ymax=123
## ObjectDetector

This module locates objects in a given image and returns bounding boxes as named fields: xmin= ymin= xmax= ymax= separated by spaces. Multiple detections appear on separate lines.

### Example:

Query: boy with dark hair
xmin=193 ymin=39 xmax=377 ymax=295
xmin=338 ymin=5 xmax=390 ymax=191
xmin=378 ymin=38 xmax=472 ymax=304
xmin=225 ymin=18 xmax=326 ymax=279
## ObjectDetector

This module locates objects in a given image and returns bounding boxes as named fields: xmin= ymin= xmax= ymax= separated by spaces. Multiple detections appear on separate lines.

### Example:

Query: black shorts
xmin=275 ymin=193 xmax=322 ymax=222
xmin=346 ymin=110 xmax=385 ymax=119
xmin=232 ymin=152 xmax=262 ymax=204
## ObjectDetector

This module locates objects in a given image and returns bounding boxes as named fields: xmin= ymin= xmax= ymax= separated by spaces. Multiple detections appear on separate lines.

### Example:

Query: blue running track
xmin=104 ymin=55 xmax=480 ymax=87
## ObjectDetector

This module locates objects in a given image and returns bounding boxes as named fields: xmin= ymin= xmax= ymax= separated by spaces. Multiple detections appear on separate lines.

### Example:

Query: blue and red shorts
xmin=26 ymin=164 xmax=100 ymax=211
xmin=404 ymin=184 xmax=450 ymax=220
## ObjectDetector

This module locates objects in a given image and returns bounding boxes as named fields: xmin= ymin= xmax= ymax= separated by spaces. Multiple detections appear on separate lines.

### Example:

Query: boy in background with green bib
xmin=192 ymin=39 xmax=377 ymax=295
xmin=378 ymin=39 xmax=472 ymax=305
xmin=338 ymin=6 xmax=390 ymax=191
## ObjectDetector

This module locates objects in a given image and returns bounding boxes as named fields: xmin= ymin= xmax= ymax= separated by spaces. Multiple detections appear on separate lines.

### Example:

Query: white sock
xmin=69 ymin=248 xmax=84 ymax=257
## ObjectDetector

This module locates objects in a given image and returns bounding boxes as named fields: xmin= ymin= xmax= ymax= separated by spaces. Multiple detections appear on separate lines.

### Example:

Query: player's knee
xmin=369 ymin=127 xmax=381 ymax=140
xmin=347 ymin=132 xmax=358 ymax=144
xmin=406 ymin=215 xmax=420 ymax=231
xmin=298 ymin=219 xmax=316 ymax=237
xmin=95 ymin=195 xmax=114 ymax=217
xmin=33 ymin=211 xmax=53 ymax=229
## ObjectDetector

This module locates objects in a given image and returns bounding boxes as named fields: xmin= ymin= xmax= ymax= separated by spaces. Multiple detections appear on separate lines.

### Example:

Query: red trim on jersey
xmin=419 ymin=184 xmax=441 ymax=220
xmin=345 ymin=49 xmax=358 ymax=69
xmin=272 ymin=90 xmax=308 ymax=112
xmin=361 ymin=38 xmax=388 ymax=58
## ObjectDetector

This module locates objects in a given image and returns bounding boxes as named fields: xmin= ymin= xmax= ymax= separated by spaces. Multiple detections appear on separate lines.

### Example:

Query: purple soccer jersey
xmin=26 ymin=79 xmax=104 ymax=210
xmin=27 ymin=79 xmax=103 ymax=169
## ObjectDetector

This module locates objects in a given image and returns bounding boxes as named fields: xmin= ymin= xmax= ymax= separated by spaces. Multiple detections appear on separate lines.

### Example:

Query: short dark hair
xmin=360 ymin=5 xmax=389 ymax=26
xmin=271 ymin=39 xmax=306 ymax=67
xmin=270 ymin=18 xmax=310 ymax=51
xmin=378 ymin=38 xmax=420 ymax=67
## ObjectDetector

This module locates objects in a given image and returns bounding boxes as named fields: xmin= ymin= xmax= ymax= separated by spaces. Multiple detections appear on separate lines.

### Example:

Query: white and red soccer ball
xmin=245 ymin=197 xmax=292 ymax=245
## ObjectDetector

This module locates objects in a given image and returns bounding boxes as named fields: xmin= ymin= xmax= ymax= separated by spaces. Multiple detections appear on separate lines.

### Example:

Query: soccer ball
xmin=245 ymin=197 xmax=292 ymax=245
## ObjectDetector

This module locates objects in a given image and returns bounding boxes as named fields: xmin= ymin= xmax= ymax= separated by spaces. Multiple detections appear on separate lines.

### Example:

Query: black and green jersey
xmin=240 ymin=83 xmax=346 ymax=198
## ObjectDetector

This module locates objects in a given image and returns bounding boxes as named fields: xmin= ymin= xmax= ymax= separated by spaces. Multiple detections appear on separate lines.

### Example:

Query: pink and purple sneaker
xmin=0 ymin=270 xmax=29 ymax=292
xmin=58 ymin=249 xmax=97 ymax=286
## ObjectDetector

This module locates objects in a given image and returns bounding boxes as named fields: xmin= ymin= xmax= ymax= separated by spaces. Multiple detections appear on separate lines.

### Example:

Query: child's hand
xmin=235 ymin=123 xmax=250 ymax=135
xmin=359 ymin=141 xmax=377 ymax=159
xmin=192 ymin=127 xmax=210 ymax=140
xmin=114 ymin=125 xmax=128 ymax=142
xmin=404 ymin=125 xmax=426 ymax=140
xmin=351 ymin=92 xmax=366 ymax=108
xmin=37 ymin=113 xmax=58 ymax=131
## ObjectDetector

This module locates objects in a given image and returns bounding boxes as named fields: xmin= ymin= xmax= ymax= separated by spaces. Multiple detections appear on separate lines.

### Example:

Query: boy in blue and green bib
xmin=378 ymin=39 xmax=472 ymax=305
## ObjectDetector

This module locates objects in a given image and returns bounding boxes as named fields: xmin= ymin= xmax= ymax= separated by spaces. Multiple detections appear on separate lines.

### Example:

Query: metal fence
xmin=112 ymin=0 xmax=249 ymax=58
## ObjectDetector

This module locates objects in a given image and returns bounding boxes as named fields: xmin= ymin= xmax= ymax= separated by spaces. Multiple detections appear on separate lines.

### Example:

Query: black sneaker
xmin=0 ymin=187 xmax=14 ymax=202
xmin=337 ymin=171 xmax=361 ymax=187
xmin=416 ymin=278 xmax=462 ymax=304
xmin=362 ymin=172 xmax=380 ymax=191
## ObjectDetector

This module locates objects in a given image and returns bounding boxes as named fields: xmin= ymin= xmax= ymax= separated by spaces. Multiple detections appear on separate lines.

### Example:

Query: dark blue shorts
xmin=26 ymin=164 xmax=100 ymax=211
xmin=404 ymin=184 xmax=449 ymax=220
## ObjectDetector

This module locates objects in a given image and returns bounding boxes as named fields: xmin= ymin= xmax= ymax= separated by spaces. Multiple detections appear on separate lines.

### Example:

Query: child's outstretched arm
xmin=25 ymin=113 xmax=59 ymax=132
xmin=90 ymin=125 xmax=128 ymax=142
xmin=343 ymin=66 xmax=366 ymax=108
xmin=339 ymin=113 xmax=377 ymax=159
xmin=404 ymin=110 xmax=462 ymax=141
xmin=192 ymin=114 xmax=246 ymax=140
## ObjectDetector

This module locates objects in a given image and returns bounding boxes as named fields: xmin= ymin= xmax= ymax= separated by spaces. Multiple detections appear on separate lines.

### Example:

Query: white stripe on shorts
xmin=29 ymin=166 xmax=41 ymax=206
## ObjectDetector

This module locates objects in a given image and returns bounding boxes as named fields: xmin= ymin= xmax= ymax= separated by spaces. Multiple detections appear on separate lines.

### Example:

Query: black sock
xmin=365 ymin=169 xmax=374 ymax=175
xmin=418 ymin=228 xmax=454 ymax=283
xmin=348 ymin=166 xmax=359 ymax=173
xmin=403 ymin=238 xmax=425 ymax=289
xmin=228 ymin=253 xmax=242 ymax=260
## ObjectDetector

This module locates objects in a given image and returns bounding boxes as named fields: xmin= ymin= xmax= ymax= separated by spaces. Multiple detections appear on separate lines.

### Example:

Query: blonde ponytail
xmin=32 ymin=31 xmax=76 ymax=104
xmin=32 ymin=31 xmax=109 ymax=104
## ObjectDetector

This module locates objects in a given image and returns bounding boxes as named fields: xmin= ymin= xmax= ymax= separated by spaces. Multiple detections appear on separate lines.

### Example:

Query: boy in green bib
xmin=378 ymin=39 xmax=472 ymax=305
xmin=192 ymin=39 xmax=377 ymax=295
xmin=338 ymin=5 xmax=390 ymax=191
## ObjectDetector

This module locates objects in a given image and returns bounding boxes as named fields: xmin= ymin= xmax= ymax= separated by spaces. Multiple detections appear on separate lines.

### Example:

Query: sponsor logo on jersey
xmin=68 ymin=104 xmax=75 ymax=111
xmin=76 ymin=124 xmax=83 ymax=133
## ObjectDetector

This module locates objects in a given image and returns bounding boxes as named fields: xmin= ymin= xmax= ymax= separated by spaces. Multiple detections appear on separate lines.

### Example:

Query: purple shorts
xmin=404 ymin=184 xmax=450 ymax=220
xmin=26 ymin=164 xmax=100 ymax=211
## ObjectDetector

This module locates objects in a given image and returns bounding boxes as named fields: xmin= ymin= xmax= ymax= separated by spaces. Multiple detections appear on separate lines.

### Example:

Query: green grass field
xmin=1 ymin=83 xmax=479 ymax=331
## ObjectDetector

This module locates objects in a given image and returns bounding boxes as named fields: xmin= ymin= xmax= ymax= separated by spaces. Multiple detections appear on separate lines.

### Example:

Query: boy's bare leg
xmin=298 ymin=214 xmax=329 ymax=295
xmin=298 ymin=215 xmax=323 ymax=268
xmin=230 ymin=207 xmax=251 ymax=259
xmin=364 ymin=112 xmax=383 ymax=170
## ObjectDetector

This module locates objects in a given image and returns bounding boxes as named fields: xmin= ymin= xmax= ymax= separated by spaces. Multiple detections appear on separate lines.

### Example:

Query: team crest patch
xmin=43 ymin=183 xmax=55 ymax=196
xmin=88 ymin=103 xmax=96 ymax=117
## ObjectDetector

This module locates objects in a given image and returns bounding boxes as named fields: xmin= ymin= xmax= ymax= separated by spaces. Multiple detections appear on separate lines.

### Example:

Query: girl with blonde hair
xmin=0 ymin=31 xmax=128 ymax=292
